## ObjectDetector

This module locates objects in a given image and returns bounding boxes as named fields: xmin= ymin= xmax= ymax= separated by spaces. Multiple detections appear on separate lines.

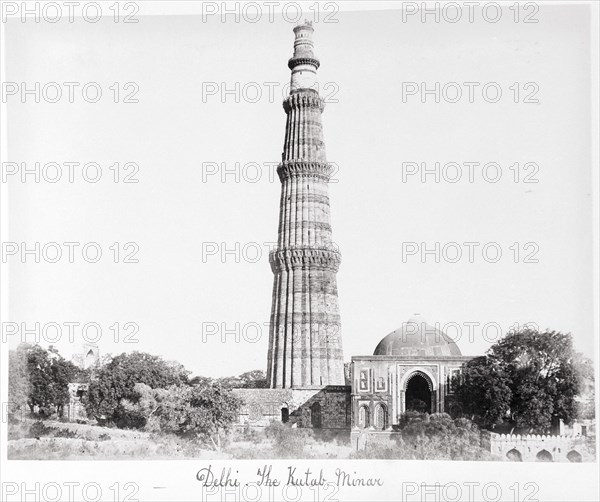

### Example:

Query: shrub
xmin=354 ymin=412 xmax=497 ymax=461
xmin=28 ymin=421 xmax=56 ymax=438
xmin=264 ymin=421 xmax=310 ymax=458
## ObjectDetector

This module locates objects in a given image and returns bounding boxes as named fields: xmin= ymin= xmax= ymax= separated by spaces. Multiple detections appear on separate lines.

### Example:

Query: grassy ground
xmin=7 ymin=418 xmax=228 ymax=460
xmin=8 ymin=418 xmax=497 ymax=461
xmin=7 ymin=418 xmax=352 ymax=460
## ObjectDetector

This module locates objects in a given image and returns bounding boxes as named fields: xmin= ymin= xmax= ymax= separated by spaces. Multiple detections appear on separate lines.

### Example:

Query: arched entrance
xmin=506 ymin=448 xmax=523 ymax=462
xmin=358 ymin=405 xmax=370 ymax=428
xmin=567 ymin=450 xmax=582 ymax=463
xmin=85 ymin=349 xmax=96 ymax=368
xmin=405 ymin=372 xmax=433 ymax=413
xmin=536 ymin=449 xmax=553 ymax=462
xmin=374 ymin=403 xmax=387 ymax=430
xmin=310 ymin=402 xmax=321 ymax=428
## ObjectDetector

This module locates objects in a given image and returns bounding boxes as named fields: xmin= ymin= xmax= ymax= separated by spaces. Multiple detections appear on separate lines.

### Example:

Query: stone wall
xmin=233 ymin=386 xmax=351 ymax=429
xmin=483 ymin=431 xmax=594 ymax=462
xmin=352 ymin=429 xmax=595 ymax=462
xmin=351 ymin=430 xmax=400 ymax=451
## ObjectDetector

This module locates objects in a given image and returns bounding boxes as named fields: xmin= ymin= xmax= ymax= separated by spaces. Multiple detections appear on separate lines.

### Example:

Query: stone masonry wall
xmin=233 ymin=386 xmax=350 ymax=429
xmin=484 ymin=432 xmax=594 ymax=462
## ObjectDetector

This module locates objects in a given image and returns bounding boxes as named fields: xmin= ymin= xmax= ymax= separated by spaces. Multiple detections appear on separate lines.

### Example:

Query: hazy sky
xmin=4 ymin=3 xmax=595 ymax=378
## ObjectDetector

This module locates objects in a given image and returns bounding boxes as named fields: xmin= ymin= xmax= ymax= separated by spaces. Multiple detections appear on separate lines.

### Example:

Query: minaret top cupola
xmin=288 ymin=21 xmax=320 ymax=93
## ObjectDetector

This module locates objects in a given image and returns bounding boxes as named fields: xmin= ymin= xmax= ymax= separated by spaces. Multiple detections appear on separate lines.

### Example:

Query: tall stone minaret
xmin=267 ymin=22 xmax=344 ymax=388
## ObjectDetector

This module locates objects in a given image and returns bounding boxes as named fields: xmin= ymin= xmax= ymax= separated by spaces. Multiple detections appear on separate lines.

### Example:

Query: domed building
xmin=350 ymin=316 xmax=473 ymax=430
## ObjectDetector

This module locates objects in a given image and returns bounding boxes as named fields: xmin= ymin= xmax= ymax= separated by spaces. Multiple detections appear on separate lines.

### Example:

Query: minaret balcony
xmin=277 ymin=161 xmax=333 ymax=182
xmin=288 ymin=56 xmax=320 ymax=70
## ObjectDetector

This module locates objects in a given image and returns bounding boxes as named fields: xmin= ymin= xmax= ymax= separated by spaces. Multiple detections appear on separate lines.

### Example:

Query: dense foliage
xmin=84 ymin=352 xmax=190 ymax=427
xmin=354 ymin=412 xmax=493 ymax=461
xmin=8 ymin=343 xmax=88 ymax=418
xmin=190 ymin=370 xmax=268 ymax=389
xmin=454 ymin=328 xmax=590 ymax=433
xmin=454 ymin=355 xmax=512 ymax=429
xmin=125 ymin=381 xmax=243 ymax=448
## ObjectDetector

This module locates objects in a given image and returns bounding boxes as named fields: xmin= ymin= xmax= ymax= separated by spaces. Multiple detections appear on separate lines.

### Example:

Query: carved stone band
xmin=277 ymin=161 xmax=333 ymax=182
xmin=283 ymin=91 xmax=325 ymax=113
xmin=288 ymin=56 xmax=321 ymax=70
xmin=269 ymin=247 xmax=342 ymax=272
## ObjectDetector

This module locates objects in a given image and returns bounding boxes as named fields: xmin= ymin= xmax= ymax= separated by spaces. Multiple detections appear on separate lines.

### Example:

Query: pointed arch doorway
xmin=403 ymin=370 xmax=435 ymax=414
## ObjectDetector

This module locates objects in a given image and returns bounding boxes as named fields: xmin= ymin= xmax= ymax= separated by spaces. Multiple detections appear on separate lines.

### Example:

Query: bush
xmin=354 ymin=412 xmax=497 ymax=461
xmin=84 ymin=352 xmax=189 ymax=427
xmin=27 ymin=421 xmax=78 ymax=439
xmin=264 ymin=421 xmax=310 ymax=458
xmin=29 ymin=421 xmax=56 ymax=438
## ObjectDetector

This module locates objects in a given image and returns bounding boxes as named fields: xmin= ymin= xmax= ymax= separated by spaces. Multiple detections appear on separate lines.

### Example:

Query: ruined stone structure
xmin=266 ymin=21 xmax=345 ymax=388
xmin=65 ymin=344 xmax=98 ymax=422
xmin=71 ymin=342 xmax=100 ymax=370
xmin=66 ymin=383 xmax=89 ymax=422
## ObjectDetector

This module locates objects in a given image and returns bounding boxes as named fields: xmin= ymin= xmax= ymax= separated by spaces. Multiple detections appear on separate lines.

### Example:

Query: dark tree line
xmin=8 ymin=343 xmax=89 ymax=418
xmin=453 ymin=328 xmax=593 ymax=434
xmin=8 ymin=344 xmax=266 ymax=447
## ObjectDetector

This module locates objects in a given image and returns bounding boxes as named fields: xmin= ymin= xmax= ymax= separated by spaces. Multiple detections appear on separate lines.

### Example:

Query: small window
xmin=359 ymin=370 xmax=369 ymax=392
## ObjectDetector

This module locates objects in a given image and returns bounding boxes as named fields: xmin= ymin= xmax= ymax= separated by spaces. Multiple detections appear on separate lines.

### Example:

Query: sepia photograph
xmin=1 ymin=1 xmax=599 ymax=500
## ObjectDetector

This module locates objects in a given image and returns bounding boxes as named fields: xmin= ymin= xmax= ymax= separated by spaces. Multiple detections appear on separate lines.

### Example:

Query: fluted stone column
xmin=266 ymin=22 xmax=344 ymax=388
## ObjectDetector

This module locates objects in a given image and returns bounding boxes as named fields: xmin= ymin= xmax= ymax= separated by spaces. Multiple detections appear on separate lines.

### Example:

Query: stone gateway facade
xmin=351 ymin=316 xmax=473 ymax=429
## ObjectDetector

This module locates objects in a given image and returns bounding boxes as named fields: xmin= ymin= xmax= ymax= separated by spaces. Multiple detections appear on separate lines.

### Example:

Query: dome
xmin=373 ymin=316 xmax=462 ymax=357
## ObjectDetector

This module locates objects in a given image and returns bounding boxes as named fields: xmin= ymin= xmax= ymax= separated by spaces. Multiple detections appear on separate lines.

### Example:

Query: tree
xmin=125 ymin=381 xmax=242 ymax=449
xmin=573 ymin=353 xmax=595 ymax=421
xmin=490 ymin=328 xmax=580 ymax=432
xmin=454 ymin=356 xmax=512 ymax=429
xmin=456 ymin=328 xmax=583 ymax=434
xmin=8 ymin=344 xmax=87 ymax=417
xmin=184 ymin=381 xmax=243 ymax=449
xmin=84 ymin=352 xmax=189 ymax=427
xmin=193 ymin=370 xmax=268 ymax=389
xmin=239 ymin=370 xmax=268 ymax=388
xmin=8 ymin=346 xmax=30 ymax=420
xmin=189 ymin=375 xmax=213 ymax=387
xmin=47 ymin=346 xmax=89 ymax=416
xmin=215 ymin=376 xmax=243 ymax=388
xmin=24 ymin=344 xmax=55 ymax=413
